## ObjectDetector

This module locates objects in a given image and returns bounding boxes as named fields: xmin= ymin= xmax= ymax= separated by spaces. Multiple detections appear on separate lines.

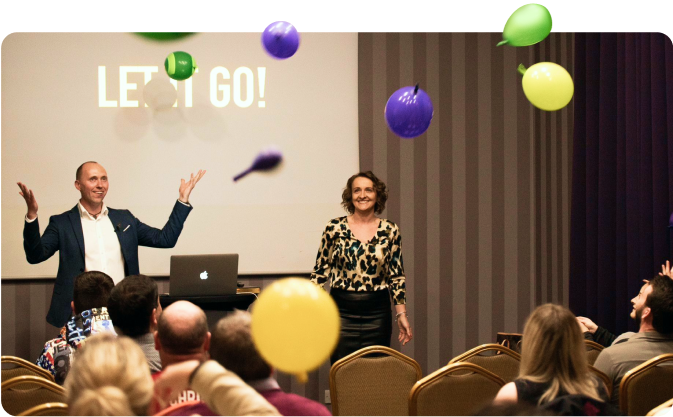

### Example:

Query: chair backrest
xmin=17 ymin=402 xmax=69 ymax=416
xmin=584 ymin=340 xmax=604 ymax=366
xmin=496 ymin=333 xmax=523 ymax=354
xmin=588 ymin=365 xmax=612 ymax=399
xmin=1 ymin=376 xmax=66 ymax=416
xmin=646 ymin=397 xmax=673 ymax=417
xmin=330 ymin=345 xmax=422 ymax=416
xmin=409 ymin=362 xmax=505 ymax=416
xmin=1 ymin=356 xmax=55 ymax=384
xmin=620 ymin=354 xmax=673 ymax=416
xmin=448 ymin=344 xmax=521 ymax=383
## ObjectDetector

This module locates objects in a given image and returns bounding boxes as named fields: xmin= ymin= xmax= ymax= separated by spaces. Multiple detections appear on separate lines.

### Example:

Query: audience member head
xmin=341 ymin=171 xmax=388 ymax=214
xmin=210 ymin=310 xmax=272 ymax=382
xmin=65 ymin=333 xmax=153 ymax=416
xmin=640 ymin=274 xmax=673 ymax=333
xmin=474 ymin=402 xmax=551 ymax=416
xmin=107 ymin=274 xmax=160 ymax=337
xmin=519 ymin=303 xmax=601 ymax=405
xmin=72 ymin=271 xmax=114 ymax=315
xmin=155 ymin=301 xmax=210 ymax=367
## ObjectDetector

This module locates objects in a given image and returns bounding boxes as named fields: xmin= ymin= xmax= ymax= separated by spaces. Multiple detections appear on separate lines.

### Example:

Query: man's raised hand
xmin=17 ymin=182 xmax=38 ymax=220
xmin=178 ymin=170 xmax=206 ymax=204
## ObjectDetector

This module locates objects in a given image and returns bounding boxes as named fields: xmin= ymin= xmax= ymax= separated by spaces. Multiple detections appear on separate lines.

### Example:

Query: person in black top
xmin=494 ymin=304 xmax=609 ymax=406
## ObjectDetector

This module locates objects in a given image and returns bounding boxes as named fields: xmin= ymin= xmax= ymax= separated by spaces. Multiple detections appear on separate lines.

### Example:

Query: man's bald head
xmin=156 ymin=301 xmax=208 ymax=355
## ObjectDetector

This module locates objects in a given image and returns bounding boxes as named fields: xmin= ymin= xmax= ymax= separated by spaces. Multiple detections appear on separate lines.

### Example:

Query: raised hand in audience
xmin=154 ymin=360 xmax=200 ymax=410
xmin=576 ymin=316 xmax=597 ymax=334
xmin=659 ymin=260 xmax=672 ymax=279
xmin=17 ymin=182 xmax=38 ymax=220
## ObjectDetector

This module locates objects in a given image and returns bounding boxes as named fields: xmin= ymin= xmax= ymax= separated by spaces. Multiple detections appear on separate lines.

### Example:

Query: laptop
xmin=169 ymin=254 xmax=239 ymax=297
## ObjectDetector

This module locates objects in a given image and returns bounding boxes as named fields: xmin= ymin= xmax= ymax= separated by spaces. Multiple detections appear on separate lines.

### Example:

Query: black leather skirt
xmin=329 ymin=287 xmax=392 ymax=365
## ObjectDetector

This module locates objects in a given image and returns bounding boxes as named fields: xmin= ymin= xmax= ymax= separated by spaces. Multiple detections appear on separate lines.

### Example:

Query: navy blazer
xmin=23 ymin=201 xmax=192 ymax=327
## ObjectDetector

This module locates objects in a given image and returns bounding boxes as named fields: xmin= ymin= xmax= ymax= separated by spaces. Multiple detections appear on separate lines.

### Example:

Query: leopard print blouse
xmin=309 ymin=216 xmax=406 ymax=305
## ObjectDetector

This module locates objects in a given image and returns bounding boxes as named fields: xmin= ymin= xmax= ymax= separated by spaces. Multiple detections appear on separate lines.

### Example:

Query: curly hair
xmin=341 ymin=171 xmax=388 ymax=214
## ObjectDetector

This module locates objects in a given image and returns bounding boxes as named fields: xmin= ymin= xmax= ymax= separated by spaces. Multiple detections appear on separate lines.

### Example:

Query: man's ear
xmin=641 ymin=306 xmax=653 ymax=322
xmin=74 ymin=180 xmax=81 ymax=191
xmin=203 ymin=332 xmax=211 ymax=352
xmin=154 ymin=330 xmax=161 ymax=351
xmin=70 ymin=301 xmax=76 ymax=315
xmin=151 ymin=308 xmax=158 ymax=329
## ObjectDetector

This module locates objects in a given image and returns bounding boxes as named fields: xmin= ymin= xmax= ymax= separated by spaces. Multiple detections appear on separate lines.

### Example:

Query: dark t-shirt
xmin=514 ymin=377 xmax=609 ymax=405
xmin=260 ymin=388 xmax=331 ymax=416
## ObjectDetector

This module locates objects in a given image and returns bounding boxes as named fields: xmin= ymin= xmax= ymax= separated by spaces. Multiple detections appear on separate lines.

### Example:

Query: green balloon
xmin=136 ymin=33 xmax=195 ymax=41
xmin=498 ymin=4 xmax=552 ymax=47
xmin=164 ymin=51 xmax=197 ymax=81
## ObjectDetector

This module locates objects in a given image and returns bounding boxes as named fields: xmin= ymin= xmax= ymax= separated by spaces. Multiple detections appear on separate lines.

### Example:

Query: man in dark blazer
xmin=18 ymin=161 xmax=206 ymax=327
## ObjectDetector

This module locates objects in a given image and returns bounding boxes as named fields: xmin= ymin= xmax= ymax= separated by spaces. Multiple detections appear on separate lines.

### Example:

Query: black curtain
xmin=570 ymin=33 xmax=673 ymax=335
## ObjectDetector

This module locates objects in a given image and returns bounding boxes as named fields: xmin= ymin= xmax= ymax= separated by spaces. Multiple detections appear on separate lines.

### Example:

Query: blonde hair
xmin=519 ymin=304 xmax=601 ymax=405
xmin=64 ymin=333 xmax=153 ymax=415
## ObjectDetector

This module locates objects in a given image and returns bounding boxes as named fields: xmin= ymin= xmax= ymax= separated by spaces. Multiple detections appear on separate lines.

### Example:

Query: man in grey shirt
xmin=593 ymin=274 xmax=673 ymax=405
xmin=107 ymin=274 xmax=163 ymax=373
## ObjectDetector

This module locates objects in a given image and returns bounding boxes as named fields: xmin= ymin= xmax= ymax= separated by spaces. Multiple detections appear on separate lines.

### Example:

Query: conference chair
xmin=588 ymin=365 xmax=612 ymax=398
xmin=409 ymin=362 xmax=505 ymax=416
xmin=448 ymin=344 xmax=521 ymax=383
xmin=330 ymin=345 xmax=422 ymax=416
xmin=1 ymin=356 xmax=55 ymax=384
xmin=17 ymin=402 xmax=69 ymax=416
xmin=619 ymin=354 xmax=673 ymax=416
xmin=584 ymin=340 xmax=604 ymax=366
xmin=647 ymin=397 xmax=673 ymax=417
xmin=1 ymin=376 xmax=66 ymax=416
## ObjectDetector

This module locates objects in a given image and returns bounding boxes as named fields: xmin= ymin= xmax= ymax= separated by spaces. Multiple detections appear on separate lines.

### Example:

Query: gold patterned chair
xmin=17 ymin=402 xmax=69 ymax=416
xmin=620 ymin=354 xmax=673 ymax=416
xmin=409 ymin=362 xmax=505 ymax=416
xmin=1 ymin=376 xmax=66 ymax=416
xmin=1 ymin=356 xmax=55 ymax=384
xmin=646 ymin=397 xmax=673 ymax=416
xmin=588 ymin=364 xmax=612 ymax=399
xmin=330 ymin=346 xmax=422 ymax=416
xmin=448 ymin=344 xmax=521 ymax=383
xmin=584 ymin=340 xmax=604 ymax=366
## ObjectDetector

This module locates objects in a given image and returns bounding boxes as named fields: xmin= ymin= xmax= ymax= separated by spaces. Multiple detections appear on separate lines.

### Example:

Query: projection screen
xmin=1 ymin=32 xmax=359 ymax=278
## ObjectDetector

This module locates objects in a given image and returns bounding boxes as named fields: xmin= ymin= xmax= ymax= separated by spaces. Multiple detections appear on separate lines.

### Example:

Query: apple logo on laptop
xmin=200 ymin=271 xmax=208 ymax=280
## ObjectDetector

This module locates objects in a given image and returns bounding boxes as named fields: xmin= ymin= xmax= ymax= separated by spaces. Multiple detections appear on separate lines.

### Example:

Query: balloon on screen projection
xmin=136 ymin=33 xmax=195 ymax=41
xmin=164 ymin=51 xmax=197 ymax=81
xmin=497 ymin=4 xmax=552 ymax=47
xmin=384 ymin=84 xmax=434 ymax=139
xmin=251 ymin=278 xmax=339 ymax=384
xmin=262 ymin=21 xmax=300 ymax=59
xmin=143 ymin=78 xmax=177 ymax=110
xmin=233 ymin=147 xmax=283 ymax=182
xmin=519 ymin=62 xmax=574 ymax=111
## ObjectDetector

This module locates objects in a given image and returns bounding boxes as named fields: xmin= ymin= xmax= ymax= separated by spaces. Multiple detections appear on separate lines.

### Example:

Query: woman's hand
xmin=397 ymin=314 xmax=412 ymax=345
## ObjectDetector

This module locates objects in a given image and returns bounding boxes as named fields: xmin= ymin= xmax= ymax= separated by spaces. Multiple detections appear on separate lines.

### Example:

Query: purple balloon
xmin=384 ymin=84 xmax=434 ymax=139
xmin=262 ymin=21 xmax=300 ymax=59
xmin=234 ymin=147 xmax=283 ymax=182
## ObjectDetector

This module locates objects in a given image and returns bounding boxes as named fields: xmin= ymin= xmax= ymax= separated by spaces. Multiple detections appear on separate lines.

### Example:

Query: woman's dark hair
xmin=341 ymin=171 xmax=388 ymax=214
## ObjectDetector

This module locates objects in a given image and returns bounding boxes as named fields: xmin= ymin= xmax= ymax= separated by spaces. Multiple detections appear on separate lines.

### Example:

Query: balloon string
xmin=233 ymin=168 xmax=252 ymax=182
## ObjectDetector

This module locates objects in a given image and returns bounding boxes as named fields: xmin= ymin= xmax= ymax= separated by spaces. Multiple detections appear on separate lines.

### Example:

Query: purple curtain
xmin=570 ymin=33 xmax=673 ymax=335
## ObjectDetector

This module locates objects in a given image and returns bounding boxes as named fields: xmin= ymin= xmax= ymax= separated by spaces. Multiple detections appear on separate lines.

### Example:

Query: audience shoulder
xmin=494 ymin=381 xmax=518 ymax=404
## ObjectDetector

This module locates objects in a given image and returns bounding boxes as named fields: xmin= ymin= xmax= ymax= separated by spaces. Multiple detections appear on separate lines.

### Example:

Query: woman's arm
xmin=309 ymin=221 xmax=336 ymax=288
xmin=494 ymin=382 xmax=518 ymax=404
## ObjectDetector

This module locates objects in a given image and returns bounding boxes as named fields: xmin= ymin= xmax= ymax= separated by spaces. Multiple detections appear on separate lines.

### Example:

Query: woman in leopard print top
xmin=310 ymin=171 xmax=412 ymax=363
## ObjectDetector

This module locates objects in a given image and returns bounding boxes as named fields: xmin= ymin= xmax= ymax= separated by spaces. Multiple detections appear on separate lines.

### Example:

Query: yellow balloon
xmin=521 ymin=62 xmax=574 ymax=111
xmin=251 ymin=278 xmax=340 ymax=378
